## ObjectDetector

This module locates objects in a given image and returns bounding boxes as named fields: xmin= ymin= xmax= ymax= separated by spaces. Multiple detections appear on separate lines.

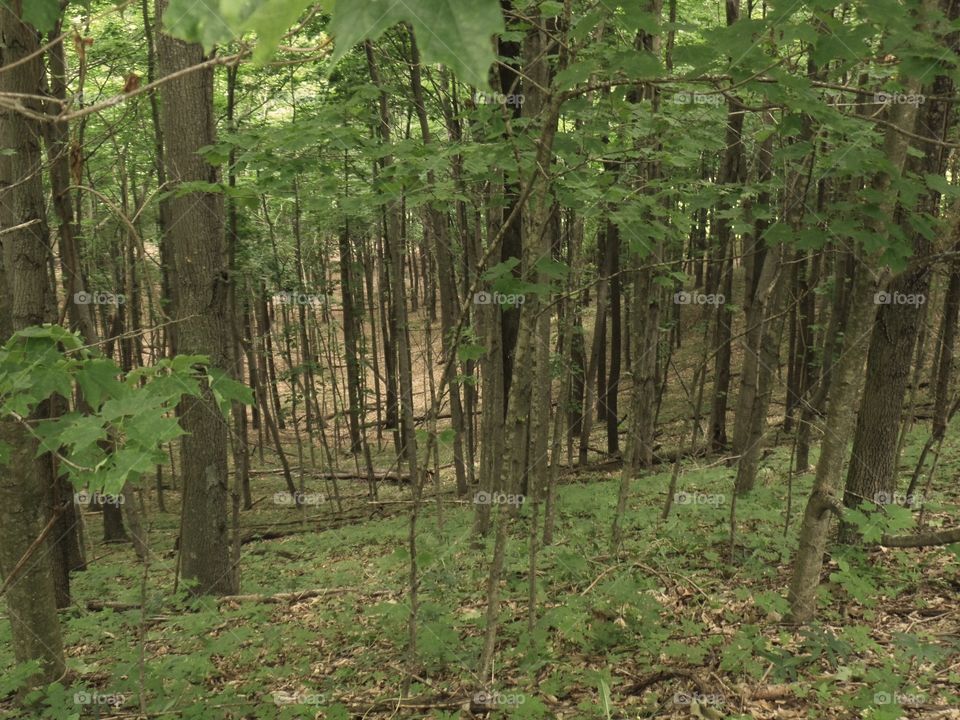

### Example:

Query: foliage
xmin=163 ymin=0 xmax=504 ymax=87
xmin=0 ymin=325 xmax=249 ymax=495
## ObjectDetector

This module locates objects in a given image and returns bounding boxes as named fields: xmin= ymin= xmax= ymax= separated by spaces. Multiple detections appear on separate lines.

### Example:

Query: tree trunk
xmin=788 ymin=49 xmax=927 ymax=621
xmin=0 ymin=1 xmax=66 ymax=685
xmin=707 ymin=0 xmax=745 ymax=451
xmin=787 ymin=261 xmax=878 ymax=622
xmin=408 ymin=30 xmax=469 ymax=496
xmin=156 ymin=0 xmax=237 ymax=595
xmin=841 ymin=57 xmax=957 ymax=531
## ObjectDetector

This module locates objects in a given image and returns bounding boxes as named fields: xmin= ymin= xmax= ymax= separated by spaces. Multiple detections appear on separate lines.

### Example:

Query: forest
xmin=1 ymin=0 xmax=959 ymax=717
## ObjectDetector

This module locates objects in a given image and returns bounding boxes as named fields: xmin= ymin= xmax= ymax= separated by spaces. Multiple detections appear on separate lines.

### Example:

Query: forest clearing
xmin=1 ymin=0 xmax=960 ymax=718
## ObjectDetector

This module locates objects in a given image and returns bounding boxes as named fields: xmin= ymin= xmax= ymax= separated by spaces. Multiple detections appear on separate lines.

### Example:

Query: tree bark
xmin=0 ymin=1 xmax=66 ymax=685
xmin=841 ymin=42 xmax=958 ymax=530
xmin=156 ymin=0 xmax=237 ymax=595
xmin=787 ymin=43 xmax=927 ymax=621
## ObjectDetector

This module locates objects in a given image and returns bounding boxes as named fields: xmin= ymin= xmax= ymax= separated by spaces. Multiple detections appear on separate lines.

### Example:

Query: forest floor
xmin=2 ymin=424 xmax=959 ymax=720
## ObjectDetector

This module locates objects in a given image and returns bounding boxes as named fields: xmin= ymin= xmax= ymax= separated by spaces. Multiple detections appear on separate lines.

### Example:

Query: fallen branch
xmin=216 ymin=587 xmax=393 ymax=605
xmin=249 ymin=468 xmax=415 ymax=483
xmin=348 ymin=694 xmax=472 ymax=713
xmin=621 ymin=667 xmax=710 ymax=696
xmin=85 ymin=600 xmax=142 ymax=611
xmin=880 ymin=526 xmax=960 ymax=547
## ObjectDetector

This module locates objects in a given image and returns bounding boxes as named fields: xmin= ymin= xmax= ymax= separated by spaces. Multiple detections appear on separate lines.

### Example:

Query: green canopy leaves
xmin=162 ymin=0 xmax=503 ymax=87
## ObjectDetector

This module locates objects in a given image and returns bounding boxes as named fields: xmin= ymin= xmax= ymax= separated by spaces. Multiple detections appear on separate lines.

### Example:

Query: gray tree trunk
xmin=156 ymin=0 xmax=237 ymax=595
xmin=787 ymin=46 xmax=928 ymax=621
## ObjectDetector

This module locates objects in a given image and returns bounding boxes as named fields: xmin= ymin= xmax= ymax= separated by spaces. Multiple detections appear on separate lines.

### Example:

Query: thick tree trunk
xmin=841 ymin=57 xmax=957 ymax=529
xmin=156 ymin=0 xmax=237 ymax=595
xmin=788 ymin=51 xmax=926 ymax=621
xmin=0 ymin=1 xmax=66 ymax=684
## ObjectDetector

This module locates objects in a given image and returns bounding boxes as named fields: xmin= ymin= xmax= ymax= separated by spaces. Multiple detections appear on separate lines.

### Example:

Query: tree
xmin=787 ymin=35 xmax=930 ymax=621
xmin=156 ymin=0 xmax=237 ymax=595
xmin=0 ymin=1 xmax=67 ymax=687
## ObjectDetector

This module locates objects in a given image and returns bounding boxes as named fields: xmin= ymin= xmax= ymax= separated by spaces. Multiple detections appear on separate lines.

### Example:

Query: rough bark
xmin=841 ymin=28 xmax=958 ymax=527
xmin=156 ymin=0 xmax=237 ymax=595
xmin=0 ymin=1 xmax=66 ymax=684
xmin=787 ymin=46 xmax=927 ymax=621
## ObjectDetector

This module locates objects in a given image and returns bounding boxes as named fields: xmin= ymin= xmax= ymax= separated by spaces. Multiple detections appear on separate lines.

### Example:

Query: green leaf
xmin=328 ymin=0 xmax=504 ymax=89
xmin=457 ymin=342 xmax=487 ymax=362
xmin=53 ymin=415 xmax=108 ymax=456
xmin=207 ymin=367 xmax=254 ymax=417
xmin=534 ymin=257 xmax=569 ymax=280
xmin=8 ymin=0 xmax=60 ymax=32
xmin=245 ymin=0 xmax=316 ymax=63
xmin=76 ymin=359 xmax=127 ymax=410
xmin=13 ymin=324 xmax=83 ymax=350
xmin=138 ymin=373 xmax=200 ymax=403
xmin=0 ymin=440 xmax=12 ymax=466
xmin=124 ymin=412 xmax=185 ymax=447
xmin=102 ymin=446 xmax=162 ymax=493
xmin=101 ymin=393 xmax=159 ymax=423
xmin=553 ymin=60 xmax=596 ymax=91
xmin=164 ymin=0 xmax=332 ymax=58
xmin=161 ymin=0 xmax=248 ymax=50
xmin=540 ymin=1 xmax=564 ymax=17
xmin=24 ymin=365 xmax=73 ymax=408
xmin=924 ymin=173 xmax=960 ymax=197
xmin=482 ymin=257 xmax=521 ymax=282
